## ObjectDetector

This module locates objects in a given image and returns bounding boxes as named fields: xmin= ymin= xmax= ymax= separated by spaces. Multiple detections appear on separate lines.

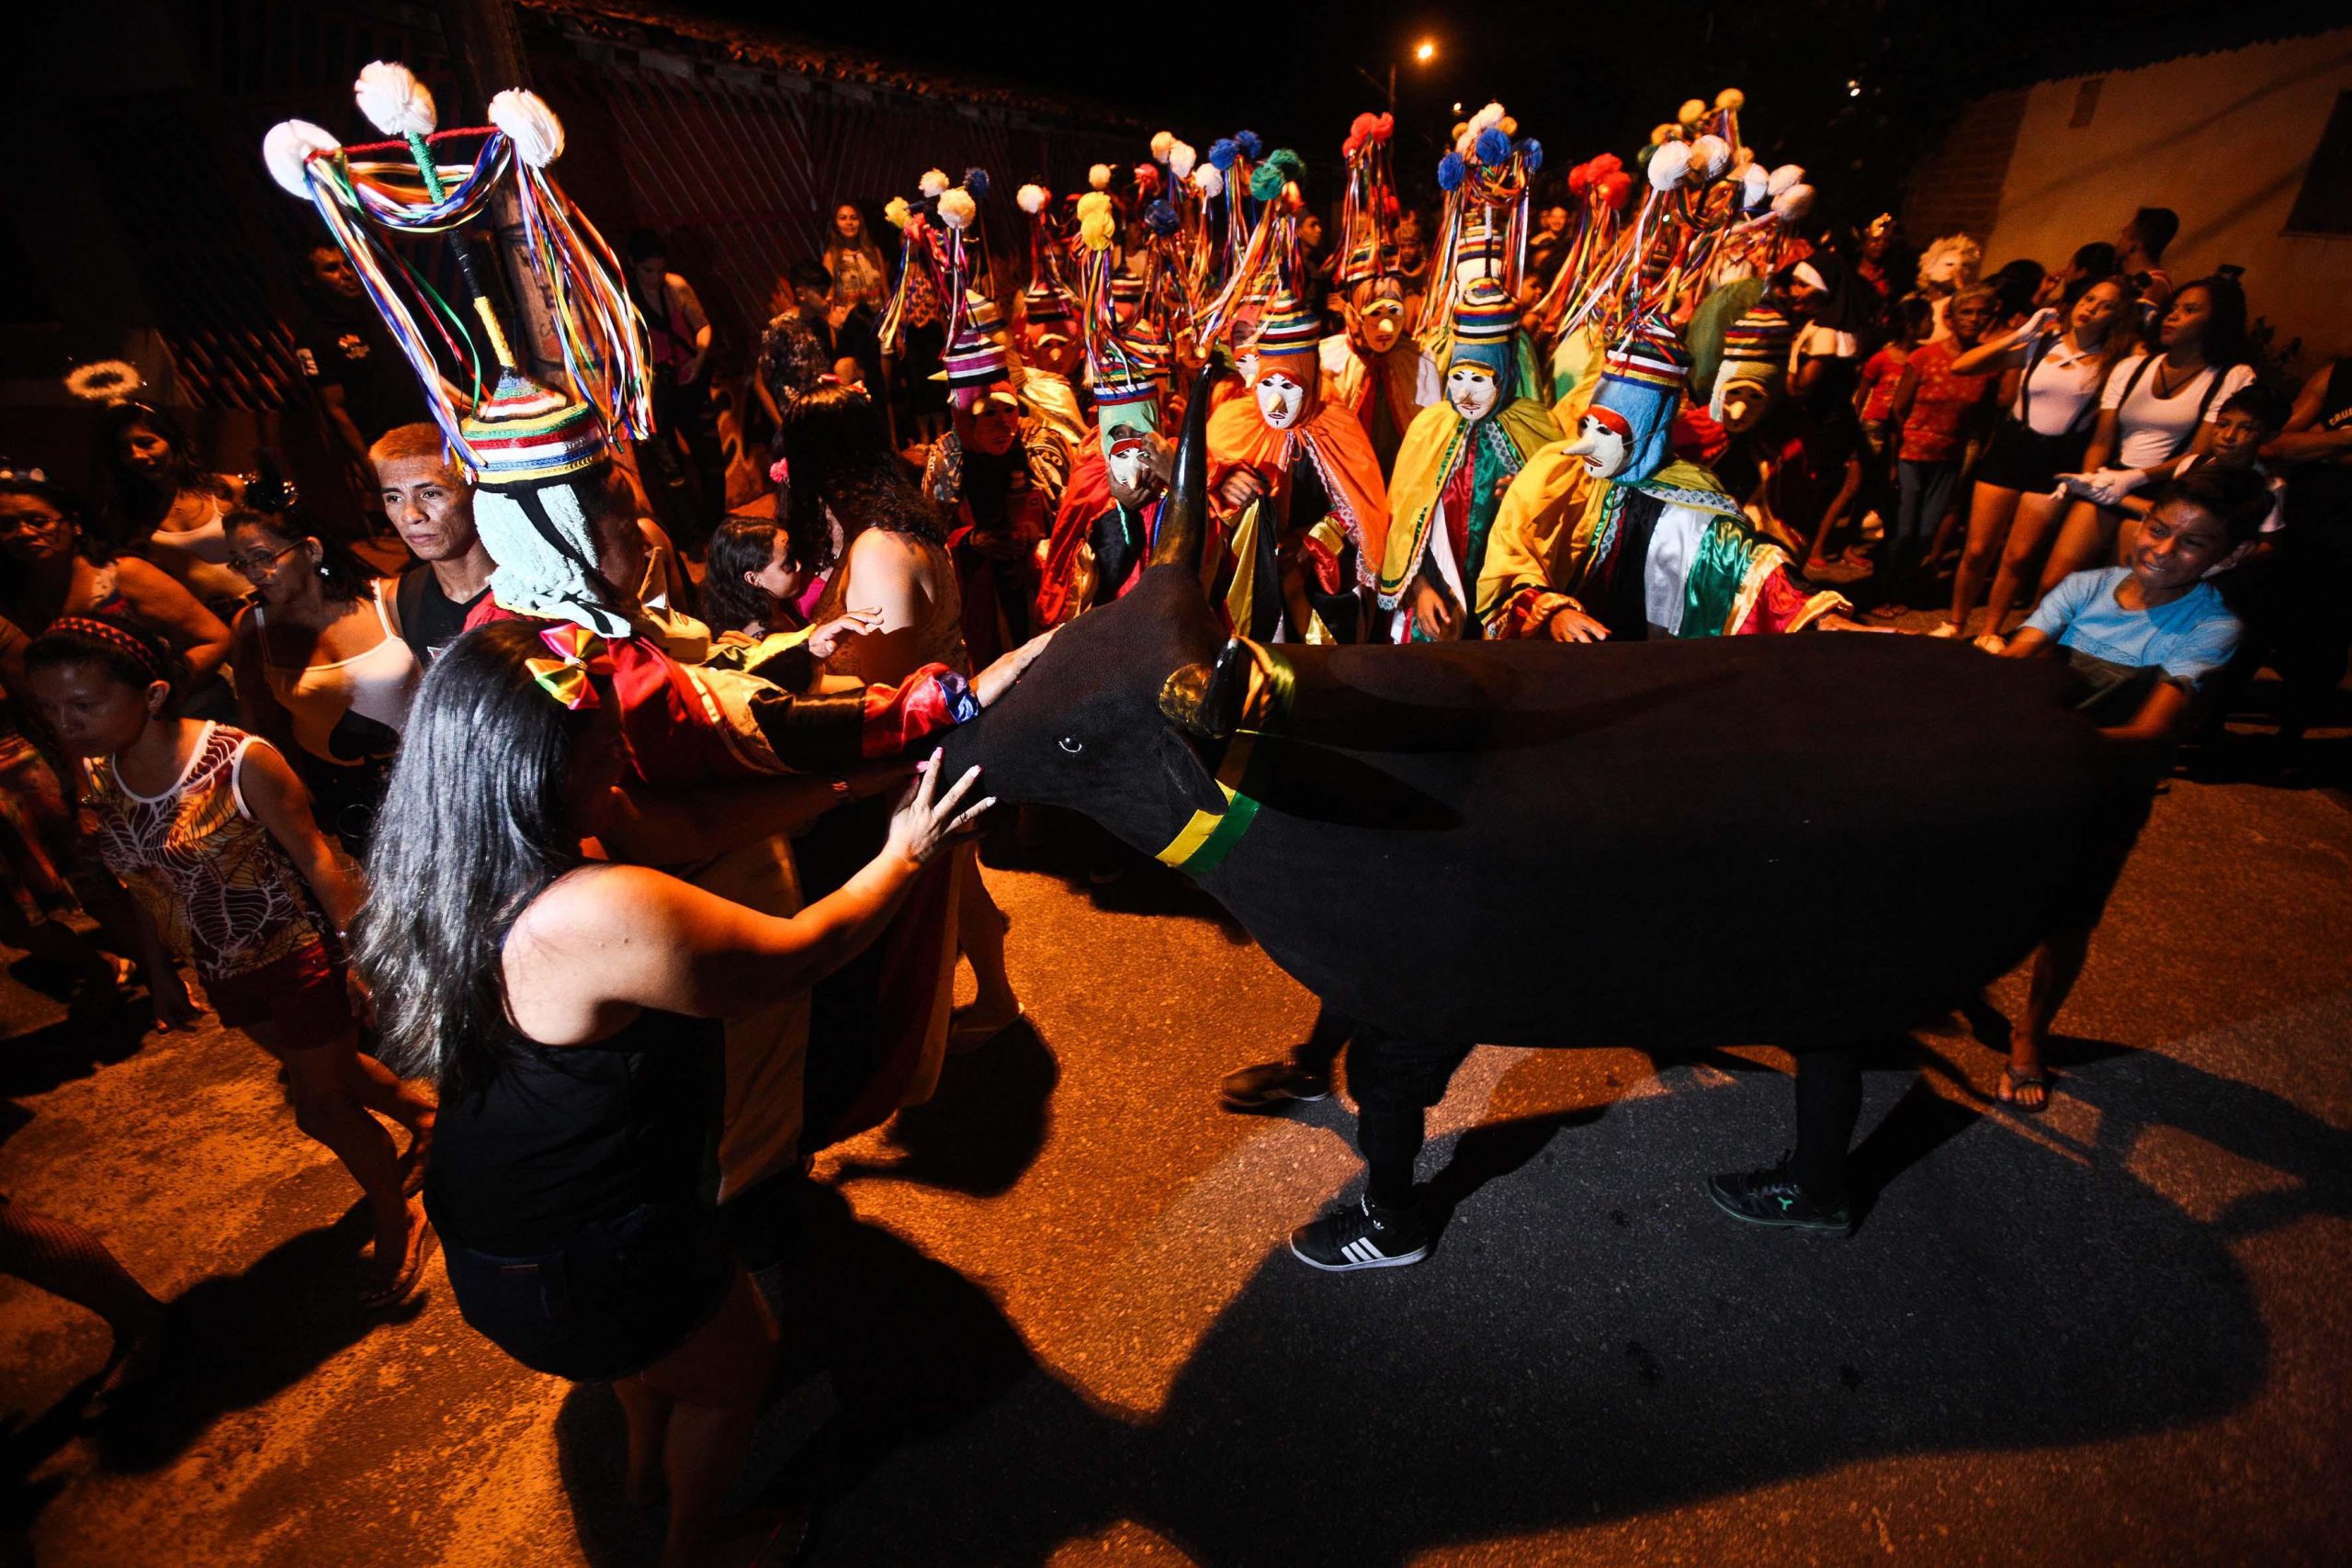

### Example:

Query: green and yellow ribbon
xmin=1156 ymin=640 xmax=1295 ymax=876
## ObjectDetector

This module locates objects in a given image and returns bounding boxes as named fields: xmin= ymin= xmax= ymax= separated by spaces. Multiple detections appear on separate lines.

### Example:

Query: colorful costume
xmin=1319 ymin=246 xmax=1438 ymax=472
xmin=1478 ymin=320 xmax=1844 ymax=638
xmin=1207 ymin=290 xmax=1390 ymax=644
xmin=1377 ymin=278 xmax=1560 ymax=637
xmin=1036 ymin=362 xmax=1166 ymax=626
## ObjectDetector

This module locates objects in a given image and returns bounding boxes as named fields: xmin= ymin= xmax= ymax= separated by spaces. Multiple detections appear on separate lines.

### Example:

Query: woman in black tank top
xmin=354 ymin=620 xmax=996 ymax=1568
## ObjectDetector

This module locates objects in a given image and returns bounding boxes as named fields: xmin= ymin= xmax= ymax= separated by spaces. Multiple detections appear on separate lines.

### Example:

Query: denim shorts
xmin=438 ymin=1201 xmax=734 ymax=1382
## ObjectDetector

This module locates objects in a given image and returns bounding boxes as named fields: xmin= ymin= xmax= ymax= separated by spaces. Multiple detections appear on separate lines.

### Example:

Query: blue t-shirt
xmin=2022 ymin=567 xmax=2242 ymax=689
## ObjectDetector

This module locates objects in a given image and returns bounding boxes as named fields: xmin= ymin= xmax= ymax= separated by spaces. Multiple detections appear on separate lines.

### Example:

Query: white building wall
xmin=1981 ymin=28 xmax=2352 ymax=365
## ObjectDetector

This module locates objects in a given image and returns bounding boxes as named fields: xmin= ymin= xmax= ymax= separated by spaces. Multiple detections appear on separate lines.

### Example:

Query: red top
xmin=1858 ymin=345 xmax=1909 ymax=424
xmin=1897 ymin=342 xmax=1995 ymax=463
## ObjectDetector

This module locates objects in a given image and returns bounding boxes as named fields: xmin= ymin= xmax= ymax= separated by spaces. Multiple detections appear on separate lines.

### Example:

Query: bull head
xmin=933 ymin=360 xmax=1242 ymax=852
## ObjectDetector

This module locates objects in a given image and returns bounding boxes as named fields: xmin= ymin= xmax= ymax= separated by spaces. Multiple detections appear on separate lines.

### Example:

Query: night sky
xmin=688 ymin=0 xmax=2346 ymax=226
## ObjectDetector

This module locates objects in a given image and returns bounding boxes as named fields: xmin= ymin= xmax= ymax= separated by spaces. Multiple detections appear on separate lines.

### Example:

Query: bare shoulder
xmin=848 ymin=525 xmax=928 ymax=572
xmin=111 ymin=555 xmax=180 ymax=599
xmin=510 ymin=862 xmax=684 ymax=951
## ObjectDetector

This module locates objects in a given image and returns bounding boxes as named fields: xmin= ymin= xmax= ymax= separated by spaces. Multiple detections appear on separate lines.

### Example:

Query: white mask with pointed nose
xmin=1564 ymin=412 xmax=1631 ymax=479
xmin=1255 ymin=372 xmax=1307 ymax=431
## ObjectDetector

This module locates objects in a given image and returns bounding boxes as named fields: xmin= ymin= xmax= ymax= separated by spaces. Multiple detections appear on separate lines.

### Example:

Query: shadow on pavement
xmin=831 ymin=1020 xmax=1060 ymax=1198
xmin=86 ymin=1203 xmax=422 ymax=1473
xmin=0 ymin=1015 xmax=147 ymax=1122
xmin=775 ymin=1038 xmax=2346 ymax=1566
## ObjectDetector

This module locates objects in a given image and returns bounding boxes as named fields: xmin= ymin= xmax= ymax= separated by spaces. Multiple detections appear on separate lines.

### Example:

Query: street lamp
xmin=1364 ymin=36 xmax=1440 ymax=112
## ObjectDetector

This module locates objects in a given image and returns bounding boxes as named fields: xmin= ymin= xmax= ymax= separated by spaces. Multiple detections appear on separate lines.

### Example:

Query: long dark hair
xmin=94 ymin=403 xmax=231 ymax=546
xmin=354 ymin=620 xmax=588 ymax=1095
xmin=222 ymin=507 xmax=376 ymax=605
xmin=703 ymin=513 xmax=788 ymax=636
xmin=2162 ymin=276 xmax=2249 ymax=371
xmin=775 ymin=384 xmax=944 ymax=574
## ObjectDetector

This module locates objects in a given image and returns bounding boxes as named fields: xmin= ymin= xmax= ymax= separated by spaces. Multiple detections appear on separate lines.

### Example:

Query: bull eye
xmin=1057 ymin=736 xmax=1084 ymax=755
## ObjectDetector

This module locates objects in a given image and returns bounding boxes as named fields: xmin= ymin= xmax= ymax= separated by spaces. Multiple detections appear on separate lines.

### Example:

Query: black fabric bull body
xmin=940 ymin=567 xmax=2143 ymax=1054
xmin=939 ymin=366 xmax=2147 ymax=1057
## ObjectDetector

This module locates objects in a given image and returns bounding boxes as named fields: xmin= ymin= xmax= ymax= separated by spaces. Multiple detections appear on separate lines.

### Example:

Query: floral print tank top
xmin=84 ymin=723 xmax=326 ymax=981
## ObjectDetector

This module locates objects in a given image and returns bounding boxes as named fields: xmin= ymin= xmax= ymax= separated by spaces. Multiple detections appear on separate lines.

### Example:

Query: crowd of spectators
xmin=0 ymin=152 xmax=2346 ymax=1566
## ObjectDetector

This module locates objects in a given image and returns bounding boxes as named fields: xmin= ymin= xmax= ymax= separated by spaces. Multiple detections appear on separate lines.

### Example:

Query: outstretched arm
xmin=506 ymin=755 xmax=992 ymax=1039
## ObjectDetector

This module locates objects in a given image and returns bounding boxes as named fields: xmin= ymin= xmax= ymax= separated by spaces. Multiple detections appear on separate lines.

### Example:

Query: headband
xmin=50 ymin=617 xmax=170 ymax=684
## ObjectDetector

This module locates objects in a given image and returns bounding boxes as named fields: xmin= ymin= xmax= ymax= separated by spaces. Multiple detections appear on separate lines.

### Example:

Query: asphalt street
xmin=3 ymin=761 xmax=2348 ymax=1566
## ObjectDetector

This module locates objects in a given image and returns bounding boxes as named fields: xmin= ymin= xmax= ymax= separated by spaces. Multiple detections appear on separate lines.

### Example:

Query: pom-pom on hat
xmin=1589 ymin=319 xmax=1690 ymax=485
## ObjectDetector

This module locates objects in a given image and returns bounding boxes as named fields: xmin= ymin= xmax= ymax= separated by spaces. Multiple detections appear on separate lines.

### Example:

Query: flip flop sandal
xmin=2001 ymin=1066 xmax=2053 ymax=1114
xmin=362 ymin=1218 xmax=437 ymax=1311
xmin=947 ymin=1004 xmax=1024 ymax=1055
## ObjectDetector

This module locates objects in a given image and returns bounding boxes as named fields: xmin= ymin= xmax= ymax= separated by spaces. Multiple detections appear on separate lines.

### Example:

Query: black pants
xmin=645 ymin=377 xmax=726 ymax=547
xmin=1345 ymin=1026 xmax=1476 ymax=1206
xmin=1788 ymin=1048 xmax=1863 ymax=1202
xmin=2273 ymin=526 xmax=2352 ymax=740
xmin=1346 ymin=1032 xmax=1865 ymax=1208
xmin=1293 ymin=1000 xmax=1355 ymax=1074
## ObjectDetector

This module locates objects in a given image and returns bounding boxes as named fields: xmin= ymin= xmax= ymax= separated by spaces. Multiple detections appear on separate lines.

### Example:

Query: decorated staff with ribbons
xmin=1317 ymin=112 xmax=1437 ymax=471
xmin=1478 ymin=318 xmax=1849 ymax=640
xmin=1377 ymin=277 xmax=1561 ymax=640
xmin=880 ymin=167 xmax=1063 ymax=669
xmin=263 ymin=65 xmax=1000 ymax=784
xmin=1010 ymin=183 xmax=1091 ymax=468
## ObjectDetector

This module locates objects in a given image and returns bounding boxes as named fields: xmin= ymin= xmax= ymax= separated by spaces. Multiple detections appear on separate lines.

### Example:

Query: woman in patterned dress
xmin=20 ymin=616 xmax=435 ymax=1308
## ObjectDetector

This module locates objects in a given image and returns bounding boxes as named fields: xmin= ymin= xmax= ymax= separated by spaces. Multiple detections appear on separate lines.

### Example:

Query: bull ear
xmin=1157 ymin=727 xmax=1231 ymax=817
xmin=1157 ymin=637 xmax=1248 ymax=742
xmin=1148 ymin=360 xmax=1229 ymax=574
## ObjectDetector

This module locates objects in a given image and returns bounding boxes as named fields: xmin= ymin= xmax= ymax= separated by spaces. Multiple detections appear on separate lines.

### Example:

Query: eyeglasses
xmin=228 ymin=542 xmax=301 ymax=579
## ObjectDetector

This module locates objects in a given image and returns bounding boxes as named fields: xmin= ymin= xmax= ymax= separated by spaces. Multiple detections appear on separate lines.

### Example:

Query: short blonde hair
xmin=368 ymin=423 xmax=468 ymax=487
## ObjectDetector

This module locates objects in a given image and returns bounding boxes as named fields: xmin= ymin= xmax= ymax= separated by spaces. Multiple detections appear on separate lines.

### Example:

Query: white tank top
xmin=254 ymin=582 xmax=421 ymax=765
xmin=147 ymin=502 xmax=251 ymax=611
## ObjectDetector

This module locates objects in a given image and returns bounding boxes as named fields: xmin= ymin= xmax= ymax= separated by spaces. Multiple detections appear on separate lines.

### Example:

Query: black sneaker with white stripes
xmin=1289 ymin=1196 xmax=1433 ymax=1271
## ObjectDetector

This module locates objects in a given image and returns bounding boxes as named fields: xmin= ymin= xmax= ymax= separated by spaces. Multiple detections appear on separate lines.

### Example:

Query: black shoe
xmin=1217 ymin=1058 xmax=1331 ymax=1111
xmin=1289 ymin=1196 xmax=1432 ymax=1271
xmin=1706 ymin=1156 xmax=1851 ymax=1234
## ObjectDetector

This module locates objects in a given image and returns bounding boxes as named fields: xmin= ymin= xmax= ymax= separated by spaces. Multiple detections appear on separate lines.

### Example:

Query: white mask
xmin=1106 ymin=444 xmax=1151 ymax=502
xmin=1446 ymin=366 xmax=1499 ymax=421
xmin=1565 ymin=412 xmax=1631 ymax=479
xmin=1255 ymin=372 xmax=1307 ymax=431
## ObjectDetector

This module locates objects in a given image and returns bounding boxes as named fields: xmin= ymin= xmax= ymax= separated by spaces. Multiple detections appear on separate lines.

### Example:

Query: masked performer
xmin=1207 ymin=289 xmax=1391 ymax=644
xmin=1477 ymin=319 xmax=1848 ymax=640
xmin=1377 ymin=277 xmax=1561 ymax=640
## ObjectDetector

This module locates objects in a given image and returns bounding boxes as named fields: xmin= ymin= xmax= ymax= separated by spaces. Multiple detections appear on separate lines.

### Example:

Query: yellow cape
xmin=1377 ymin=394 xmax=1562 ymax=604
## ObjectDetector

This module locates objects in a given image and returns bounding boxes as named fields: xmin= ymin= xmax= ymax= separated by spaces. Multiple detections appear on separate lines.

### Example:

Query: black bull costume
xmin=941 ymin=366 xmax=2148 ymax=1152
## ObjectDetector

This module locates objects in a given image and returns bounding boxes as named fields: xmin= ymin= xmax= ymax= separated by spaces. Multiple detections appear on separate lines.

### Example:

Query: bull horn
xmin=1149 ymin=360 xmax=1229 ymax=574
xmin=1159 ymin=637 xmax=1250 ymax=742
